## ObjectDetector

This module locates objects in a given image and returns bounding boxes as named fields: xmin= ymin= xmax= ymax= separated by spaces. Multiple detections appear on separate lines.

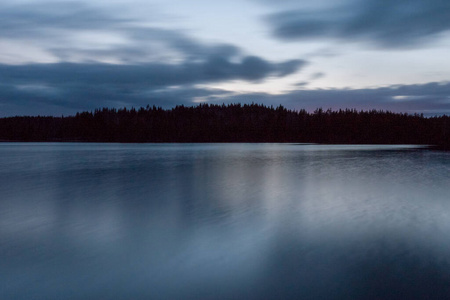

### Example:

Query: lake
xmin=1 ymin=143 xmax=449 ymax=299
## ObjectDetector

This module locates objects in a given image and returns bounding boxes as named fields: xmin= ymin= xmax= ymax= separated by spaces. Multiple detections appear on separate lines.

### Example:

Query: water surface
xmin=1 ymin=143 xmax=449 ymax=299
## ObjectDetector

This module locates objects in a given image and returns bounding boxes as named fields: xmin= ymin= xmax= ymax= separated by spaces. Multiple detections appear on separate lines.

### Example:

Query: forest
xmin=0 ymin=103 xmax=449 ymax=149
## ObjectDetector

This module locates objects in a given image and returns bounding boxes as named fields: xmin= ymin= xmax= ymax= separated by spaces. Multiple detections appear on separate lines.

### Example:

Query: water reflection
xmin=0 ymin=143 xmax=449 ymax=299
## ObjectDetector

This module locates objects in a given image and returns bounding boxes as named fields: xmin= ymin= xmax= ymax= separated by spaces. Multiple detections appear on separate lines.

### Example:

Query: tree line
xmin=0 ymin=103 xmax=448 ymax=148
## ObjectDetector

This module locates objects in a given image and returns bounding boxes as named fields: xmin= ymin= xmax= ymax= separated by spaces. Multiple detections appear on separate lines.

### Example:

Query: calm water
xmin=1 ymin=143 xmax=450 ymax=299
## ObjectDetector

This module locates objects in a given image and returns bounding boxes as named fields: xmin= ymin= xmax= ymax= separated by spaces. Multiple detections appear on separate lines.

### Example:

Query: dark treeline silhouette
xmin=0 ymin=103 xmax=449 ymax=148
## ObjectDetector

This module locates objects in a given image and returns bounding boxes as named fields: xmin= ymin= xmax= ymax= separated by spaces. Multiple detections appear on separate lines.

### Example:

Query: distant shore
xmin=1 ymin=104 xmax=448 ymax=148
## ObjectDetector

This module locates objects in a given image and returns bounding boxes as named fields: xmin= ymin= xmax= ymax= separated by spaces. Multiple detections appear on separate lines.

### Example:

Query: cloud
xmin=0 ymin=2 xmax=126 ymax=34
xmin=0 ymin=1 xmax=307 ymax=116
xmin=208 ymin=82 xmax=450 ymax=116
xmin=0 ymin=58 xmax=304 ymax=88
xmin=0 ymin=57 xmax=305 ymax=116
xmin=0 ymin=2 xmax=268 ymax=64
xmin=267 ymin=0 xmax=450 ymax=48
xmin=1 ymin=1 xmax=448 ymax=117
xmin=294 ymin=81 xmax=309 ymax=87
xmin=309 ymin=72 xmax=325 ymax=80
xmin=0 ymin=2 xmax=205 ymax=63
xmin=2 ymin=76 xmax=450 ymax=117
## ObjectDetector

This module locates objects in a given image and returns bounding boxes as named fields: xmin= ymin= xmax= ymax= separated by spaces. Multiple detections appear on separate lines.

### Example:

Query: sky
xmin=1 ymin=0 xmax=450 ymax=116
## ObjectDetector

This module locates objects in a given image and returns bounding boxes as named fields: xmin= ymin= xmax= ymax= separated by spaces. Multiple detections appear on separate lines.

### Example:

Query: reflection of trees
xmin=0 ymin=104 xmax=448 ymax=147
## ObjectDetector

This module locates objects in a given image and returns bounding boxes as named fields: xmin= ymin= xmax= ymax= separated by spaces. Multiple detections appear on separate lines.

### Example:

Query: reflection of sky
xmin=1 ymin=144 xmax=450 ymax=298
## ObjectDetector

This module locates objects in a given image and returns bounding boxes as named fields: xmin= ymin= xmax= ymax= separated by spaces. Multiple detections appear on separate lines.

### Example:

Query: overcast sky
xmin=1 ymin=0 xmax=450 ymax=116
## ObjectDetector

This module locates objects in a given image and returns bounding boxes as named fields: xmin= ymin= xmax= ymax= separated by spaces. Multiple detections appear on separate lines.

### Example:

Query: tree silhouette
xmin=0 ymin=103 xmax=448 ymax=148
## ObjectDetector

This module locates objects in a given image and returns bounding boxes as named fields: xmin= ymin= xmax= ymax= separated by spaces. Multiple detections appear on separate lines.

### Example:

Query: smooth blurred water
xmin=1 ymin=143 xmax=450 ymax=299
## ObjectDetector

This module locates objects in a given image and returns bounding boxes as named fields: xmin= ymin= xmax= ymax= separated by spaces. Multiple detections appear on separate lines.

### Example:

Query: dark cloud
xmin=267 ymin=0 xmax=450 ymax=48
xmin=0 ymin=57 xmax=305 ymax=116
xmin=0 ymin=58 xmax=304 ymax=88
xmin=294 ymin=81 xmax=309 ymax=87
